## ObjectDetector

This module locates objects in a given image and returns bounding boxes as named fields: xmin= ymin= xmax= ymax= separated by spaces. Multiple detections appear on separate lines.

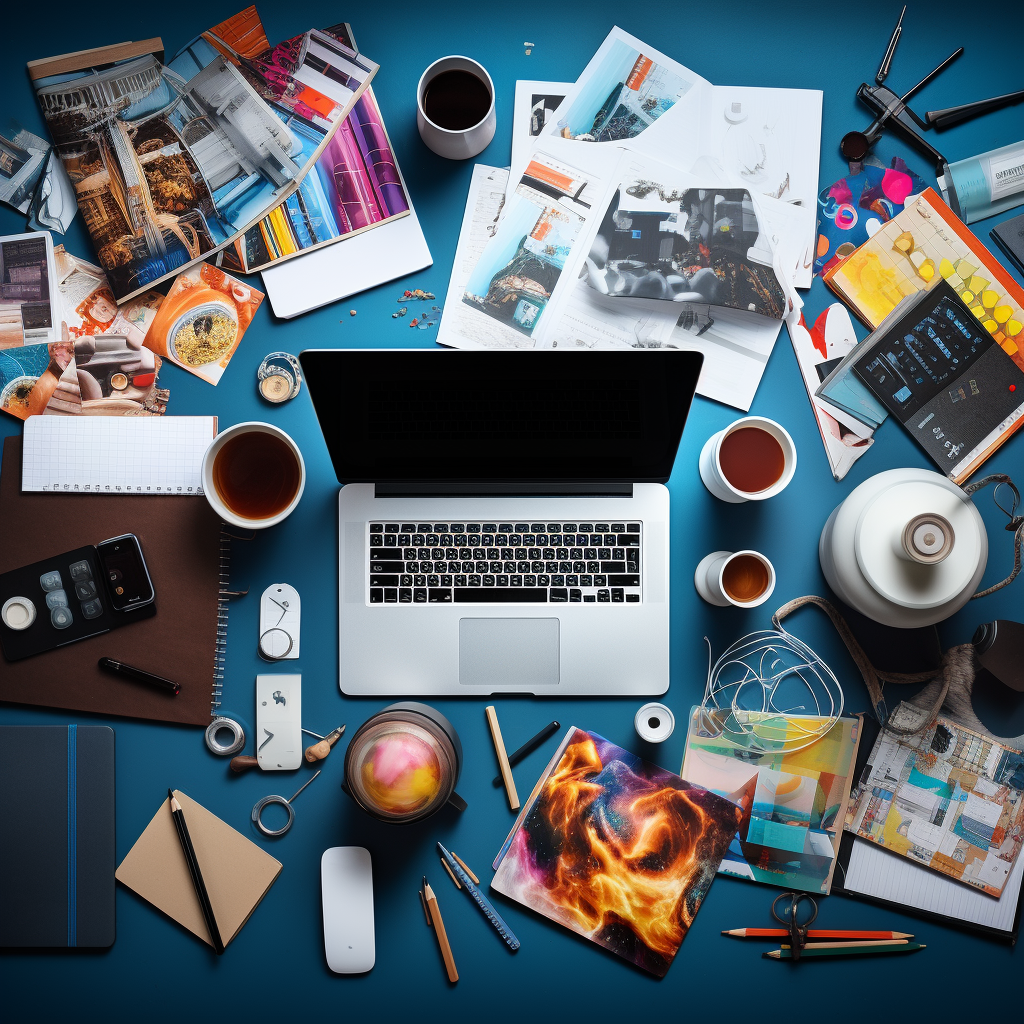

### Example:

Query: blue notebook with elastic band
xmin=0 ymin=725 xmax=115 ymax=947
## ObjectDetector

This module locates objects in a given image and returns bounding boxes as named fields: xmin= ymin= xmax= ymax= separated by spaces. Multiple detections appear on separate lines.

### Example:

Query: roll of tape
xmin=252 ymin=794 xmax=296 ymax=837
xmin=205 ymin=716 xmax=246 ymax=756
xmin=634 ymin=703 xmax=675 ymax=743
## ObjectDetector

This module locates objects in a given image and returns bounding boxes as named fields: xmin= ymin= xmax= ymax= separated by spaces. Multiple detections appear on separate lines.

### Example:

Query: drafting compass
xmin=258 ymin=583 xmax=301 ymax=661
xmin=841 ymin=6 xmax=1024 ymax=174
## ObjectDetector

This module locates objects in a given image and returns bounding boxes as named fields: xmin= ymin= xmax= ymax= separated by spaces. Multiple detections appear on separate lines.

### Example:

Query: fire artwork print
xmin=491 ymin=729 xmax=741 ymax=976
xmin=585 ymin=180 xmax=788 ymax=318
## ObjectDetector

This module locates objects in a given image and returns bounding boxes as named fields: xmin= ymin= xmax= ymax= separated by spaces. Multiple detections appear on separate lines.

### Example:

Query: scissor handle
xmin=771 ymin=891 xmax=819 ymax=930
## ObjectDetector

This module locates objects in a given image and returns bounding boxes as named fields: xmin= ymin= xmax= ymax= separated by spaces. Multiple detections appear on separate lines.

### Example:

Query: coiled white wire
xmin=699 ymin=627 xmax=844 ymax=753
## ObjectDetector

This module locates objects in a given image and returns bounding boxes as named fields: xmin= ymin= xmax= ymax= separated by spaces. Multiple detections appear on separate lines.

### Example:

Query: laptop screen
xmin=299 ymin=349 xmax=703 ymax=486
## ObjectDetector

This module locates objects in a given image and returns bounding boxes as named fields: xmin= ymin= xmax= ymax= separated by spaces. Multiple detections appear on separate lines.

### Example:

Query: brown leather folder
xmin=0 ymin=436 xmax=223 ymax=725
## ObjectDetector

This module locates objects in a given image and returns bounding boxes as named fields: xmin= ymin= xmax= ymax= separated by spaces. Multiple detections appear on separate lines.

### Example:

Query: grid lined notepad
xmin=22 ymin=417 xmax=217 ymax=495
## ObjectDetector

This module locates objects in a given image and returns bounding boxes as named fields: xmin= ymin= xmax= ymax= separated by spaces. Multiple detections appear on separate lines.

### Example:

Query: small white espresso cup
xmin=698 ymin=415 xmax=796 ymax=503
xmin=694 ymin=549 xmax=776 ymax=608
xmin=416 ymin=56 xmax=496 ymax=160
xmin=202 ymin=422 xmax=305 ymax=530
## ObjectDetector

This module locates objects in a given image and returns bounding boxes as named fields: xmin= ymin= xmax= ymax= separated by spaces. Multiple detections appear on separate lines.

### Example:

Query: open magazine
xmin=26 ymin=8 xmax=376 ymax=301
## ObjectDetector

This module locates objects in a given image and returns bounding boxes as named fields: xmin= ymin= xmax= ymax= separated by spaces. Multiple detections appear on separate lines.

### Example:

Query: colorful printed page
xmin=29 ymin=10 xmax=374 ymax=302
xmin=492 ymin=727 xmax=741 ymax=978
xmin=143 ymin=263 xmax=262 ymax=386
xmin=680 ymin=708 xmax=861 ymax=894
xmin=238 ymin=87 xmax=410 ymax=272
xmin=823 ymin=189 xmax=1024 ymax=372
xmin=845 ymin=702 xmax=1024 ymax=898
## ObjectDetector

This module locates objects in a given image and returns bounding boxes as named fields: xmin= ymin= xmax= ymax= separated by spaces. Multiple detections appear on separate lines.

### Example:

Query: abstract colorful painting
xmin=491 ymin=728 xmax=741 ymax=977
xmin=681 ymin=709 xmax=861 ymax=894
xmin=846 ymin=703 xmax=1024 ymax=897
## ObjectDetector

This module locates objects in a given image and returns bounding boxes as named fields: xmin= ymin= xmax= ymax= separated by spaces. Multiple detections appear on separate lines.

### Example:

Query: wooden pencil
xmin=485 ymin=706 xmax=519 ymax=811
xmin=780 ymin=939 xmax=909 ymax=950
xmin=724 ymin=928 xmax=914 ymax=940
xmin=423 ymin=877 xmax=458 ymax=982
xmin=764 ymin=942 xmax=926 ymax=960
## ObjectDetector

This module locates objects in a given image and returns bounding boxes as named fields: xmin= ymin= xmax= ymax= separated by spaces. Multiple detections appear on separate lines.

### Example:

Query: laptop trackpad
xmin=459 ymin=618 xmax=559 ymax=687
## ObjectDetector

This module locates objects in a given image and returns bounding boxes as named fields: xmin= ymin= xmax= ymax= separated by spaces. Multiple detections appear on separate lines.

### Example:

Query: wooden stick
xmin=452 ymin=852 xmax=479 ymax=884
xmin=485 ymin=706 xmax=519 ymax=811
xmin=423 ymin=880 xmax=458 ymax=982
xmin=441 ymin=858 xmax=461 ymax=888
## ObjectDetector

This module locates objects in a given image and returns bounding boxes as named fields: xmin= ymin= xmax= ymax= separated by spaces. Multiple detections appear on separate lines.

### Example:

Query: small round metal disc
xmin=259 ymin=373 xmax=293 ymax=403
xmin=110 ymin=372 xmax=129 ymax=391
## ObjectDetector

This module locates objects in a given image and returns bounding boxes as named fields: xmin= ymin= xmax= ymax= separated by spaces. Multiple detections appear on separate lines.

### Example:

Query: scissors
xmin=771 ymin=891 xmax=818 ymax=962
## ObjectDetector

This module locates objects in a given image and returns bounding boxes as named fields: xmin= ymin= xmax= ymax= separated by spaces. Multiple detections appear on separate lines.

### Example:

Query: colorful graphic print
xmin=491 ymin=729 xmax=740 ymax=977
xmin=846 ymin=707 xmax=1024 ymax=897
xmin=814 ymin=157 xmax=928 ymax=277
xmin=681 ymin=709 xmax=860 ymax=893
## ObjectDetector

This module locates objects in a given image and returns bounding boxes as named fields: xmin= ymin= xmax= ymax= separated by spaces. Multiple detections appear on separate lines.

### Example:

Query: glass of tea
xmin=416 ymin=56 xmax=496 ymax=160
xmin=699 ymin=415 xmax=796 ymax=503
xmin=202 ymin=422 xmax=305 ymax=529
xmin=694 ymin=549 xmax=776 ymax=608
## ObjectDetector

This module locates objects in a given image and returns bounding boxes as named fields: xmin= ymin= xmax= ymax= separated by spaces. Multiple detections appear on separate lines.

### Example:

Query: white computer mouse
xmin=321 ymin=846 xmax=375 ymax=973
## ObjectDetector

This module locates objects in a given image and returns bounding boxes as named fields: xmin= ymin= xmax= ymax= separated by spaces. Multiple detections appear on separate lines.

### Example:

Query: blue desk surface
xmin=2 ymin=2 xmax=1024 ymax=1017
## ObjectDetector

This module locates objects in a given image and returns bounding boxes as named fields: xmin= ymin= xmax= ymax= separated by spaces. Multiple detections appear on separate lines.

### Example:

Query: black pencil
xmin=168 ymin=789 xmax=224 ymax=954
xmin=491 ymin=721 xmax=560 ymax=786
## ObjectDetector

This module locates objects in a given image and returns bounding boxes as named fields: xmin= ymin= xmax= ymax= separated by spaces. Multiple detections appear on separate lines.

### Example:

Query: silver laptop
xmin=299 ymin=348 xmax=702 ymax=696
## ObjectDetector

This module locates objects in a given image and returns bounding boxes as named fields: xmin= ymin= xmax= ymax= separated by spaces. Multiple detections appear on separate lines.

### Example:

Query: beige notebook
xmin=116 ymin=791 xmax=282 ymax=948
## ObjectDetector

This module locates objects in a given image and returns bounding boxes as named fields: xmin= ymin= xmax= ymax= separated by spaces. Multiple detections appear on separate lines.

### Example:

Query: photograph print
xmin=552 ymin=35 xmax=698 ymax=143
xmin=584 ymin=179 xmax=789 ymax=318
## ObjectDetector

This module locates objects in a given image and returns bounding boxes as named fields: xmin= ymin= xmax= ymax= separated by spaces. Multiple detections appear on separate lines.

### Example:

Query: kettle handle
xmin=447 ymin=791 xmax=467 ymax=812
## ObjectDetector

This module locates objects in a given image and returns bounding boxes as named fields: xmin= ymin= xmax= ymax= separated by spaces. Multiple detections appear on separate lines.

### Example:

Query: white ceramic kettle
xmin=819 ymin=468 xmax=988 ymax=628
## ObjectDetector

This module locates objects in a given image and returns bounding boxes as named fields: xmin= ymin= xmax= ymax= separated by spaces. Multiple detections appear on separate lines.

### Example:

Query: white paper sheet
xmin=511 ymin=81 xmax=573 ymax=181
xmin=22 ymin=415 xmax=216 ymax=494
xmin=845 ymin=838 xmax=1023 ymax=935
xmin=260 ymin=207 xmax=432 ymax=319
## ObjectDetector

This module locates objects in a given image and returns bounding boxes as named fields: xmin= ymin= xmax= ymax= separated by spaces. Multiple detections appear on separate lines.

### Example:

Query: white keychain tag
xmin=259 ymin=583 xmax=300 ymax=661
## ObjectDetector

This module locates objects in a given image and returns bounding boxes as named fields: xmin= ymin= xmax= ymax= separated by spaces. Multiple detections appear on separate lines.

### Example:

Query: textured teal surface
xmin=2 ymin=2 xmax=1023 ymax=1017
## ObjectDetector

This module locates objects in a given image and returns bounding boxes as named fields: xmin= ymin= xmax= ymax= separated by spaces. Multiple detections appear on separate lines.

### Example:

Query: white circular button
xmin=2 ymin=596 xmax=37 ymax=630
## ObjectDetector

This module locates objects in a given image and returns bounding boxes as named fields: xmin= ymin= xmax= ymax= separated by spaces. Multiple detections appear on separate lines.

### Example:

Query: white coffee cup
xmin=694 ymin=549 xmax=776 ymax=608
xmin=416 ymin=56 xmax=496 ymax=160
xmin=698 ymin=415 xmax=796 ymax=503
xmin=202 ymin=422 xmax=305 ymax=530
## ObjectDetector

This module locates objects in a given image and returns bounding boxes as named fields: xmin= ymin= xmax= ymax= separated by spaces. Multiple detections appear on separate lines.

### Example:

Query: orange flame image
xmin=492 ymin=730 xmax=741 ymax=976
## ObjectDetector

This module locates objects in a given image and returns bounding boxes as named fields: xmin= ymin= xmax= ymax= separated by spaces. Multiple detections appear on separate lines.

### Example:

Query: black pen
xmin=99 ymin=657 xmax=180 ymax=695
xmin=491 ymin=720 xmax=560 ymax=786
xmin=168 ymin=789 xmax=224 ymax=955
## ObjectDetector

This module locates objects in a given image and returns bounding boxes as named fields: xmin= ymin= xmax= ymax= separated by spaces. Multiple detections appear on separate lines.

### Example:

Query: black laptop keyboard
xmin=367 ymin=522 xmax=641 ymax=605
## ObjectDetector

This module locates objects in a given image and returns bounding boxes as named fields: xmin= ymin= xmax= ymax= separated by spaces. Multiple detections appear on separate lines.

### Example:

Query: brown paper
xmin=0 ymin=436 xmax=222 ymax=725
xmin=116 ymin=791 xmax=281 ymax=947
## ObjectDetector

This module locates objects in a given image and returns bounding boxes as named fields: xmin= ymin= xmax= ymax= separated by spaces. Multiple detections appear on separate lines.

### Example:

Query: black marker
xmin=491 ymin=720 xmax=560 ymax=786
xmin=98 ymin=657 xmax=180 ymax=695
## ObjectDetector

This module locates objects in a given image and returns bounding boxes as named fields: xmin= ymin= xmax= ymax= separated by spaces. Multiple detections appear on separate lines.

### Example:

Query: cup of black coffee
xmin=417 ymin=56 xmax=495 ymax=160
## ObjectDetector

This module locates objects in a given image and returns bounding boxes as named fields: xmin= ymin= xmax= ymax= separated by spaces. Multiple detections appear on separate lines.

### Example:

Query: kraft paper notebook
xmin=116 ymin=790 xmax=281 ymax=948
xmin=0 ymin=436 xmax=227 ymax=726
xmin=0 ymin=725 xmax=115 ymax=948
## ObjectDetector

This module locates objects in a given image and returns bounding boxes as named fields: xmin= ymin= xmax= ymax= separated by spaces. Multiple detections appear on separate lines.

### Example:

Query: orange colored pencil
xmin=723 ymin=928 xmax=914 ymax=940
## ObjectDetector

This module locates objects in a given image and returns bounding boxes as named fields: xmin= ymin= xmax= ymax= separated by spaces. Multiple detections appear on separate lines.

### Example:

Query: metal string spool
xmin=699 ymin=626 xmax=844 ymax=754
xmin=205 ymin=716 xmax=246 ymax=756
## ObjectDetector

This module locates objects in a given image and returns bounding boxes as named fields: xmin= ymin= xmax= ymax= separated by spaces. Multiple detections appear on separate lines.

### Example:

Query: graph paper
xmin=22 ymin=416 xmax=217 ymax=495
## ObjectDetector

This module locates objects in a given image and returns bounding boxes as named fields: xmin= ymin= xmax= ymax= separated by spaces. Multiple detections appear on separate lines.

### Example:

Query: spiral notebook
xmin=0 ymin=436 xmax=231 ymax=726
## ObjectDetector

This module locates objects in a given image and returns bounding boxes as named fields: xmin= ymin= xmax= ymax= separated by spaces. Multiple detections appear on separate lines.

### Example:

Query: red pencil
xmin=723 ymin=928 xmax=914 ymax=940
